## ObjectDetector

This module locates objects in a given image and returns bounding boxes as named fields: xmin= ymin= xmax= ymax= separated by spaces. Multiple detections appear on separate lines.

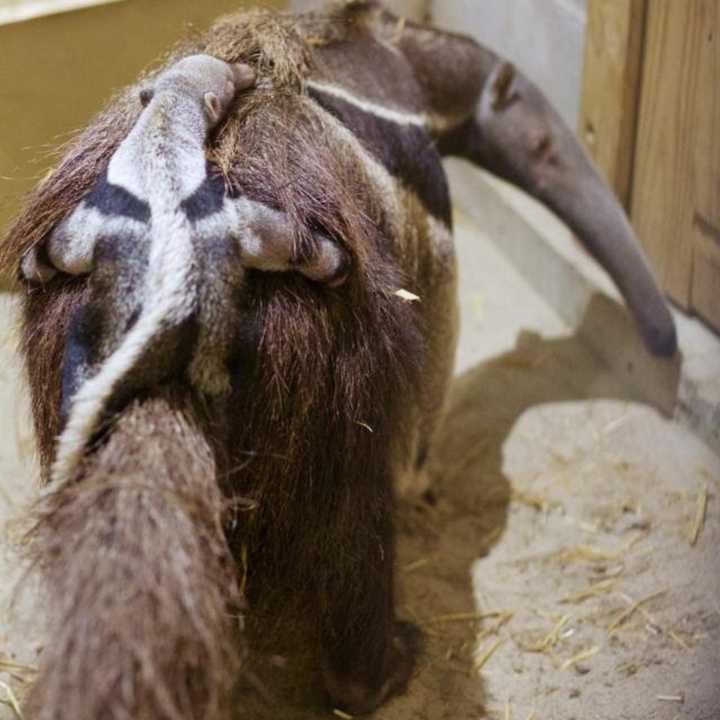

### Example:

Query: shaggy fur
xmin=23 ymin=394 xmax=242 ymax=720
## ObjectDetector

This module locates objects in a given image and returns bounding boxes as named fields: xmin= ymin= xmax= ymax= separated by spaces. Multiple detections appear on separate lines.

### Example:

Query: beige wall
xmin=0 ymin=0 xmax=282 ymax=246
xmin=289 ymin=0 xmax=428 ymax=20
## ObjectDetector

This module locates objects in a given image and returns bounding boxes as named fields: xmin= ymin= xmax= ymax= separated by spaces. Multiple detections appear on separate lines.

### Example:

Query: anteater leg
xmin=318 ymin=483 xmax=420 ymax=715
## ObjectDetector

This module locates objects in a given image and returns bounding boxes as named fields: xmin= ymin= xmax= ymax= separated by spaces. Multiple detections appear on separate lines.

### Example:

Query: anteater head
xmin=139 ymin=54 xmax=256 ymax=128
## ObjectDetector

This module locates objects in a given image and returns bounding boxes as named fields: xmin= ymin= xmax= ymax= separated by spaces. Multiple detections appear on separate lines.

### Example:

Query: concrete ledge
xmin=446 ymin=158 xmax=720 ymax=456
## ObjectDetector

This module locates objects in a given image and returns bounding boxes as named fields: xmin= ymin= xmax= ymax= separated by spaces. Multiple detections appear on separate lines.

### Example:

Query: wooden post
xmin=579 ymin=0 xmax=647 ymax=210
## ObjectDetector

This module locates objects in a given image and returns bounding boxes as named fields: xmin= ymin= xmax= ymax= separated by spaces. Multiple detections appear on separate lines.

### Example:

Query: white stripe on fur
xmin=306 ymin=80 xmax=429 ymax=127
xmin=50 ymin=207 xmax=196 ymax=488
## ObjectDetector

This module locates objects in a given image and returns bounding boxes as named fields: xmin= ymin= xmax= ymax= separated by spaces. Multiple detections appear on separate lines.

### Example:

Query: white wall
xmin=431 ymin=0 xmax=587 ymax=128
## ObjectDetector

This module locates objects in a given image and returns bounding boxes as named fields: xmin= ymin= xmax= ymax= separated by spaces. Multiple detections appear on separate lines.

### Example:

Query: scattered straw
xmin=525 ymin=711 xmax=536 ymax=720
xmin=427 ymin=611 xmax=506 ymax=625
xmin=394 ymin=289 xmax=420 ymax=302
xmin=477 ymin=612 xmax=514 ymax=643
xmin=688 ymin=484 xmax=708 ymax=546
xmin=560 ymin=646 xmax=599 ymax=670
xmin=505 ymin=698 xmax=512 ymax=720
xmin=525 ymin=615 xmax=571 ymax=653
xmin=0 ymin=680 xmax=23 ymax=720
xmin=669 ymin=630 xmax=691 ymax=650
xmin=333 ymin=710 xmax=354 ymax=719
xmin=403 ymin=556 xmax=433 ymax=573
xmin=473 ymin=638 xmax=504 ymax=672
xmin=657 ymin=694 xmax=684 ymax=704
xmin=0 ymin=660 xmax=36 ymax=676
xmin=511 ymin=489 xmax=561 ymax=512
xmin=609 ymin=590 xmax=667 ymax=634
xmin=560 ymin=579 xmax=617 ymax=605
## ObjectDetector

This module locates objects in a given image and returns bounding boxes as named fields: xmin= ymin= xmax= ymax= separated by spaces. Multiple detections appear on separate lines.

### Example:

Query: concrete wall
xmin=0 ymin=0 xmax=283 ymax=245
xmin=431 ymin=0 xmax=587 ymax=128
xmin=289 ymin=0 xmax=428 ymax=21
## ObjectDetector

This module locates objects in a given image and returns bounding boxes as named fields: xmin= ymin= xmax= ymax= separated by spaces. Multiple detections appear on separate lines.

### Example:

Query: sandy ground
xmin=1 ymin=212 xmax=719 ymax=719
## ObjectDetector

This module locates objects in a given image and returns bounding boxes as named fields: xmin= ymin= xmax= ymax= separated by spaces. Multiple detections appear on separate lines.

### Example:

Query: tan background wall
xmin=0 ymin=0 xmax=282 ymax=248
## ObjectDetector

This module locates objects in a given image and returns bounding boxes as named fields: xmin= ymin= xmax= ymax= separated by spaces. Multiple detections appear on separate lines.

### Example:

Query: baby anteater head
xmin=139 ymin=54 xmax=256 ymax=127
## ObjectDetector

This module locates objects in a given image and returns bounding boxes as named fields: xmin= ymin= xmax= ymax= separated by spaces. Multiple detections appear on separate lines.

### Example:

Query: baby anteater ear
xmin=231 ymin=62 xmax=256 ymax=91
xmin=139 ymin=87 xmax=155 ymax=108
xmin=204 ymin=92 xmax=222 ymax=123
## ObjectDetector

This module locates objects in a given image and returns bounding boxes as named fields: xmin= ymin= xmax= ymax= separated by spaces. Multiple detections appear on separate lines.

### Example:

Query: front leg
xmin=317 ymin=482 xmax=420 ymax=715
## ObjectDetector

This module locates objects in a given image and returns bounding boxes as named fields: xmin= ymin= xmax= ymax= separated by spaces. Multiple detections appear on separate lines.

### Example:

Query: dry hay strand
xmin=402 ymin=555 xmax=435 ymax=573
xmin=520 ymin=615 xmax=572 ymax=653
xmin=332 ymin=709 xmax=354 ymax=719
xmin=657 ymin=693 xmax=685 ymax=704
xmin=476 ymin=612 xmax=514 ymax=643
xmin=0 ymin=659 xmax=37 ymax=686
xmin=560 ymin=579 xmax=617 ymax=605
xmin=668 ymin=630 xmax=691 ymax=651
xmin=0 ymin=680 xmax=23 ymax=720
xmin=0 ymin=660 xmax=36 ymax=677
xmin=688 ymin=483 xmax=709 ymax=546
xmin=472 ymin=637 xmax=504 ymax=673
xmin=426 ymin=610 xmax=511 ymax=626
xmin=608 ymin=590 xmax=667 ymax=635
xmin=510 ymin=488 xmax=562 ymax=513
xmin=560 ymin=645 xmax=600 ymax=671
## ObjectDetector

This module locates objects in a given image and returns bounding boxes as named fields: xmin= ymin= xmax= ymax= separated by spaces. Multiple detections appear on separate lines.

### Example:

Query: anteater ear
xmin=487 ymin=62 xmax=519 ymax=112
xmin=204 ymin=92 xmax=222 ymax=122
xmin=139 ymin=88 xmax=155 ymax=108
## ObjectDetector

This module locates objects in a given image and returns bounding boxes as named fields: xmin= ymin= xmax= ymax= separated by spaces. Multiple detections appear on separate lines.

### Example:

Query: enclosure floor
xmin=1 ymin=210 xmax=719 ymax=720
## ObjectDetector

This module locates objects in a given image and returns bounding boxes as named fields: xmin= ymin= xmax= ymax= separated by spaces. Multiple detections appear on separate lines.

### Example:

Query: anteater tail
xmin=23 ymin=394 xmax=242 ymax=720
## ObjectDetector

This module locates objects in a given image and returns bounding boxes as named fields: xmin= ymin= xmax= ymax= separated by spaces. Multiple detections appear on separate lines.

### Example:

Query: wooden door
xmin=581 ymin=0 xmax=720 ymax=332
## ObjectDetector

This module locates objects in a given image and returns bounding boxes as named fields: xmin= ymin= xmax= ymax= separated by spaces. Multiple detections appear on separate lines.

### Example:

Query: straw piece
xmin=560 ymin=646 xmax=599 ymax=671
xmin=688 ymin=484 xmax=708 ymax=546
xmin=657 ymin=694 xmax=684 ymax=704
xmin=669 ymin=630 xmax=691 ymax=650
xmin=0 ymin=660 xmax=36 ymax=676
xmin=395 ymin=289 xmax=420 ymax=302
xmin=477 ymin=612 xmax=514 ymax=643
xmin=428 ymin=611 xmax=508 ymax=625
xmin=560 ymin=579 xmax=617 ymax=604
xmin=609 ymin=590 xmax=667 ymax=634
xmin=403 ymin=556 xmax=433 ymax=573
xmin=473 ymin=638 xmax=504 ymax=672
xmin=0 ymin=680 xmax=23 ymax=720
xmin=525 ymin=615 xmax=571 ymax=652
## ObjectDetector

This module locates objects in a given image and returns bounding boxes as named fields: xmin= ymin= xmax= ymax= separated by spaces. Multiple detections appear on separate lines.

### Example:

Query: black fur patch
xmin=60 ymin=303 xmax=104 ymax=428
xmin=180 ymin=170 xmax=226 ymax=222
xmin=85 ymin=170 xmax=151 ymax=222
xmin=308 ymin=87 xmax=452 ymax=227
